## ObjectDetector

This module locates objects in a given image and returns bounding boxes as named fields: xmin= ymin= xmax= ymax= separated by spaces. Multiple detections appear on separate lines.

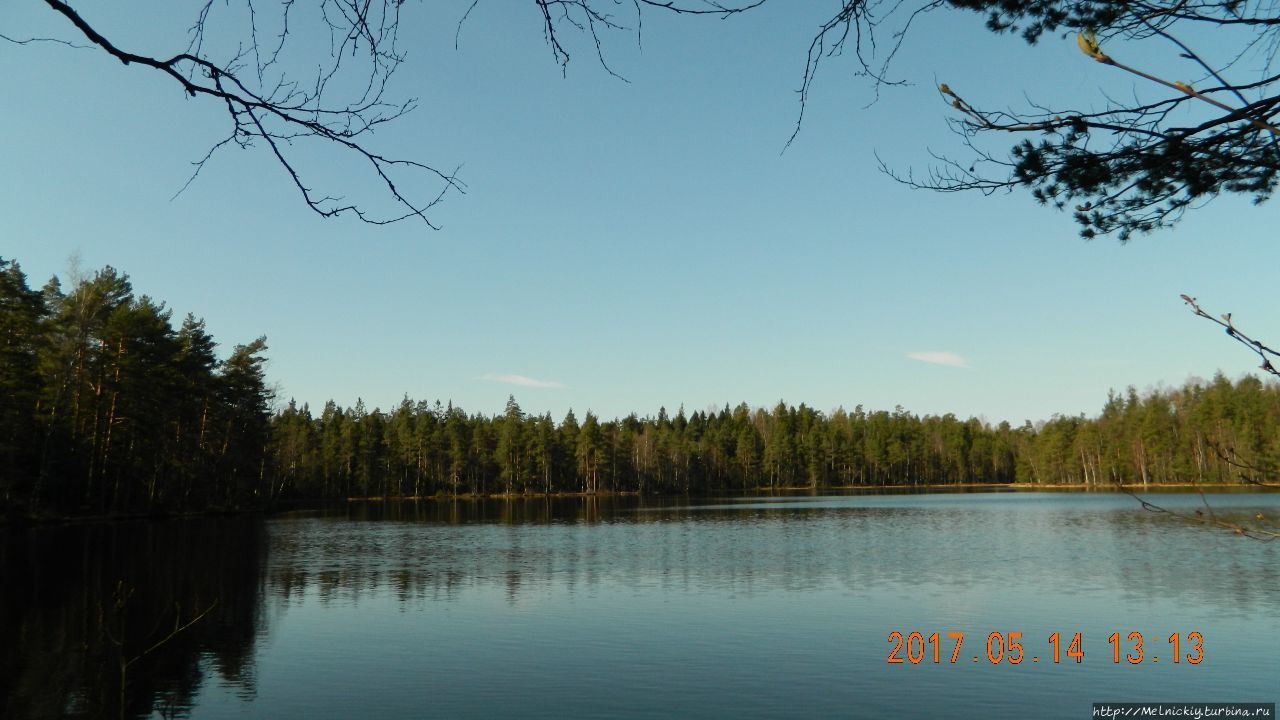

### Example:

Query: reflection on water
xmin=0 ymin=519 xmax=266 ymax=719
xmin=268 ymin=494 xmax=1280 ymax=613
xmin=3 ymin=493 xmax=1278 ymax=719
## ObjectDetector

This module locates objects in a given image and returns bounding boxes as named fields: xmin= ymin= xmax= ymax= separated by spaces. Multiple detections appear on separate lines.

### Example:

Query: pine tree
xmin=0 ymin=258 xmax=47 ymax=509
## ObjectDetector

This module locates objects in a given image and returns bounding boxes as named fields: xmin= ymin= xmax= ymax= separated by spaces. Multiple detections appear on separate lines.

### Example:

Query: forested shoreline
xmin=3 ymin=257 xmax=1279 ymax=519
xmin=273 ymin=376 xmax=1280 ymax=499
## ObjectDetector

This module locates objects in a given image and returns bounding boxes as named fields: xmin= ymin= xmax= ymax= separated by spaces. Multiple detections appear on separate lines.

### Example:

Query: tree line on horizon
xmin=271 ymin=373 xmax=1280 ymax=499
xmin=3 ymin=257 xmax=1278 ymax=516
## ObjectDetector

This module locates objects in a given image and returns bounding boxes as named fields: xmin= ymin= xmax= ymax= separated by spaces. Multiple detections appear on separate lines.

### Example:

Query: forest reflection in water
xmin=267 ymin=492 xmax=1280 ymax=615
xmin=2 ymin=491 xmax=1279 ymax=719
xmin=0 ymin=518 xmax=266 ymax=719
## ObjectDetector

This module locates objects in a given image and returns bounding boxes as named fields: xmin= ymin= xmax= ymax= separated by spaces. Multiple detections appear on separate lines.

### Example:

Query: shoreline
xmin=339 ymin=480 xmax=1269 ymax=502
xmin=1 ymin=505 xmax=266 ymax=528
xmin=6 ymin=482 xmax=1271 ymax=527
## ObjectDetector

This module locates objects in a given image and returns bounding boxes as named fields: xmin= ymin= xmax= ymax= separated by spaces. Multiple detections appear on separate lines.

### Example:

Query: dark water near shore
xmin=3 ymin=491 xmax=1278 ymax=719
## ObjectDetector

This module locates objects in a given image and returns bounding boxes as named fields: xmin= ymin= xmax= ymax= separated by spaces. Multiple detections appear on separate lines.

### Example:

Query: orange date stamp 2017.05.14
xmin=886 ymin=631 xmax=1204 ymax=665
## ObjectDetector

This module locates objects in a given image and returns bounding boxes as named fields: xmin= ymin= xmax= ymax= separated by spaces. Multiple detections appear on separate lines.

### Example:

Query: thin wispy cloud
xmin=481 ymin=373 xmax=566 ymax=389
xmin=906 ymin=351 xmax=969 ymax=369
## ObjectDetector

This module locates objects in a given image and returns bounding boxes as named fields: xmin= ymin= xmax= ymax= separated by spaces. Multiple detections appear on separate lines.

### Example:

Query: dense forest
xmin=271 ymin=377 xmax=1280 ymax=499
xmin=3 ymin=257 xmax=1278 ymax=517
xmin=0 ymin=258 xmax=271 ymax=516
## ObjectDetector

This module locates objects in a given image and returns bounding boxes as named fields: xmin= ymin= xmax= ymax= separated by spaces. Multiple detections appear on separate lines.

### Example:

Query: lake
xmin=3 ymin=491 xmax=1278 ymax=718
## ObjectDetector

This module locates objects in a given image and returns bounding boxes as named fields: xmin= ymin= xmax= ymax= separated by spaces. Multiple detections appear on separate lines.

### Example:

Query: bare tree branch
xmin=1181 ymin=294 xmax=1280 ymax=378
xmin=42 ymin=0 xmax=463 ymax=227
xmin=27 ymin=0 xmax=1280 ymax=235
xmin=31 ymin=0 xmax=781 ymax=225
xmin=1097 ymin=294 xmax=1280 ymax=540
xmin=1206 ymin=439 xmax=1280 ymax=489
xmin=522 ymin=0 xmax=764 ymax=79
xmin=1116 ymin=480 xmax=1279 ymax=540
xmin=0 ymin=30 xmax=89 ymax=49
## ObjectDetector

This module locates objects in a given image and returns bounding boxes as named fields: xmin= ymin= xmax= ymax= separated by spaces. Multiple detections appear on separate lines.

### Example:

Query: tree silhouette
xmin=10 ymin=2 xmax=1280 ymax=234
xmin=10 ymin=0 xmax=762 ymax=227
xmin=859 ymin=0 xmax=1280 ymax=240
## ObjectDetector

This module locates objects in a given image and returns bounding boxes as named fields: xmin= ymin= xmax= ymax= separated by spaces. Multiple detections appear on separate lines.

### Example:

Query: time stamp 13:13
xmin=887 ymin=631 xmax=1205 ymax=666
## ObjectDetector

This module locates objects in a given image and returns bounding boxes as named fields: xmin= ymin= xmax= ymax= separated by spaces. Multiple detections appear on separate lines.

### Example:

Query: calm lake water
xmin=3 ymin=491 xmax=1278 ymax=719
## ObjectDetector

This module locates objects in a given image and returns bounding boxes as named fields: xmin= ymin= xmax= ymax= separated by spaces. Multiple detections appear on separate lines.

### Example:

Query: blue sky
xmin=2 ymin=1 xmax=1276 ymax=424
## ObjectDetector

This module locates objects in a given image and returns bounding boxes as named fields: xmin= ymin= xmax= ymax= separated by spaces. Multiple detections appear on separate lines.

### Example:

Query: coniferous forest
xmin=0 ymin=258 xmax=271 ymax=516
xmin=3 ymin=257 xmax=1279 ymax=518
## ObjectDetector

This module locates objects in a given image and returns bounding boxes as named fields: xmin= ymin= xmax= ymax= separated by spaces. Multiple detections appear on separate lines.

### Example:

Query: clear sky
xmin=2 ymin=1 xmax=1276 ymax=424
